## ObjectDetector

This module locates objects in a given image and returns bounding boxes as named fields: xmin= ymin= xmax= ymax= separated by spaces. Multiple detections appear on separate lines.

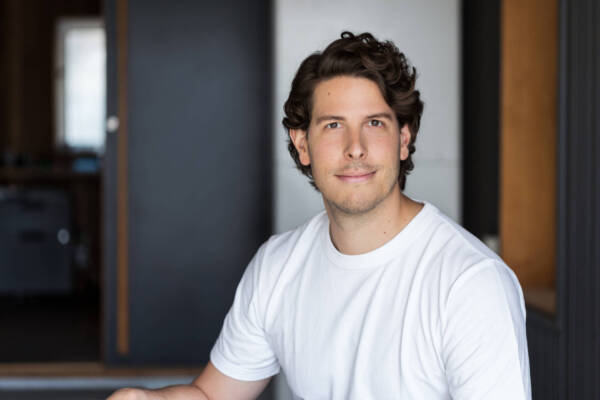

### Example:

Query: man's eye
xmin=326 ymin=122 xmax=340 ymax=129
xmin=368 ymin=119 xmax=383 ymax=127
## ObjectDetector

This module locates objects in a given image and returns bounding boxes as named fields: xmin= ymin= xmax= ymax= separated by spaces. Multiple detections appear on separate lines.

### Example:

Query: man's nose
xmin=345 ymin=128 xmax=367 ymax=160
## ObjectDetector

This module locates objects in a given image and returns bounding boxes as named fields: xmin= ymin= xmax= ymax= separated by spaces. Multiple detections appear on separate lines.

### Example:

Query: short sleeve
xmin=210 ymin=243 xmax=280 ymax=381
xmin=442 ymin=260 xmax=532 ymax=399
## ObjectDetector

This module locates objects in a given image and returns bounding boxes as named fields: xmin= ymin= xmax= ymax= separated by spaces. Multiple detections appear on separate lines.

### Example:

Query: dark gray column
xmin=559 ymin=0 xmax=600 ymax=398
xmin=103 ymin=0 xmax=272 ymax=365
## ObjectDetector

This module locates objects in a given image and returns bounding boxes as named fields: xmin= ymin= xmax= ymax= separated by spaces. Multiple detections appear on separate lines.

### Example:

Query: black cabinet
xmin=0 ymin=188 xmax=72 ymax=294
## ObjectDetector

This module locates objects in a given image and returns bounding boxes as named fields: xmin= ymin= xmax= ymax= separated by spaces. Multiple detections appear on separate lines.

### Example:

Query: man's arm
xmin=443 ymin=261 xmax=531 ymax=399
xmin=107 ymin=361 xmax=271 ymax=400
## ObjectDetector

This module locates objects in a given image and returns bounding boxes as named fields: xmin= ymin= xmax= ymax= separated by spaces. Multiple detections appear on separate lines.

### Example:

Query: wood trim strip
xmin=116 ymin=0 xmax=129 ymax=356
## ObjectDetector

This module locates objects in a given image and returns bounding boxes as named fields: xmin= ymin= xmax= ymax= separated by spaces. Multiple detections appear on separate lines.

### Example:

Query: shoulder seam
xmin=433 ymin=210 xmax=501 ymax=264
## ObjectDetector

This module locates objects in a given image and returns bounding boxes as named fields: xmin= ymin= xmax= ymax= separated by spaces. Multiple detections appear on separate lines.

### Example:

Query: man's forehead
xmin=313 ymin=76 xmax=387 ymax=105
xmin=313 ymin=76 xmax=382 ymax=95
xmin=311 ymin=76 xmax=393 ymax=119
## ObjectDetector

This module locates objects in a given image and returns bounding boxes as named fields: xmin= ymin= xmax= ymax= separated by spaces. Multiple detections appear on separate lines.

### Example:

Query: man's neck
xmin=325 ymin=186 xmax=424 ymax=255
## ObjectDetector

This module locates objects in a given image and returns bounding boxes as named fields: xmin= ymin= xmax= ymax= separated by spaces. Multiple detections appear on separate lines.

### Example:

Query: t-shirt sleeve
xmin=442 ymin=260 xmax=532 ymax=399
xmin=210 ymin=243 xmax=280 ymax=381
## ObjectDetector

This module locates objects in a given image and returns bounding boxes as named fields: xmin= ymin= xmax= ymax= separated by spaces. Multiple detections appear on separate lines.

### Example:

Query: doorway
xmin=0 ymin=0 xmax=103 ymax=364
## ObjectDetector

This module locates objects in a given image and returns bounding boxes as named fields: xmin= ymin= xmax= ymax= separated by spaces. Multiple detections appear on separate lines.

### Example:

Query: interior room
xmin=1 ymin=0 xmax=103 ymax=363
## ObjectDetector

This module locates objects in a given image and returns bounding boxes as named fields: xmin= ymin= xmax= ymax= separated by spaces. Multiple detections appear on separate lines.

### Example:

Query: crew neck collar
xmin=323 ymin=200 xmax=435 ymax=269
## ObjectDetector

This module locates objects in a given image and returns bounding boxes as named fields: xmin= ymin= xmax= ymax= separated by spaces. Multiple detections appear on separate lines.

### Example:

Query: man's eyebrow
xmin=314 ymin=112 xmax=394 ymax=125
xmin=365 ymin=112 xmax=394 ymax=120
xmin=314 ymin=115 xmax=345 ymax=125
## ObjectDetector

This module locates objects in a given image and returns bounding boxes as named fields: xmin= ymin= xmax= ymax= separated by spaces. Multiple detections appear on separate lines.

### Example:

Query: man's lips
xmin=336 ymin=171 xmax=376 ymax=183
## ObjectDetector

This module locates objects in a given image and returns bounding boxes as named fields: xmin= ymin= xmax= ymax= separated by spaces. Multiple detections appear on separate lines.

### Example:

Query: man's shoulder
xmin=422 ymin=203 xmax=524 ymax=311
xmin=425 ymin=204 xmax=501 ymax=263
xmin=418 ymin=202 xmax=517 ymax=282
xmin=256 ymin=210 xmax=328 ymax=268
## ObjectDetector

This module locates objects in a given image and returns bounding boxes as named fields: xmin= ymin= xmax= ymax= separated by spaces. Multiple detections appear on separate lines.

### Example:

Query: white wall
xmin=272 ymin=0 xmax=460 ymax=398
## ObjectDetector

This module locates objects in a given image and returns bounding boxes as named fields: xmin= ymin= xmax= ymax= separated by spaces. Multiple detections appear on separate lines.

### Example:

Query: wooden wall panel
xmin=500 ymin=0 xmax=557 ymax=297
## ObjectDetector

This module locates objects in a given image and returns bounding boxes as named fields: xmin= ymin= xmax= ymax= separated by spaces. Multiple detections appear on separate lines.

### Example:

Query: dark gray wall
xmin=103 ymin=0 xmax=272 ymax=365
xmin=559 ymin=0 xmax=600 ymax=398
xmin=526 ymin=310 xmax=562 ymax=399
xmin=526 ymin=0 xmax=600 ymax=398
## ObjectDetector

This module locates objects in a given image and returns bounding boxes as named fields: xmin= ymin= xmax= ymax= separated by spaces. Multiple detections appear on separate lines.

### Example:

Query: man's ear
xmin=289 ymin=129 xmax=311 ymax=166
xmin=399 ymin=124 xmax=411 ymax=161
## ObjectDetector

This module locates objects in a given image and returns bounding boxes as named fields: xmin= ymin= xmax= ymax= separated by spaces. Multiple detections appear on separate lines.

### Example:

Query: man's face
xmin=290 ymin=76 xmax=411 ymax=215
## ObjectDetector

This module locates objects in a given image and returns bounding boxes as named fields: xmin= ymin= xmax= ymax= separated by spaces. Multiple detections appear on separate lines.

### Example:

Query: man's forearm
xmin=143 ymin=384 xmax=209 ymax=400
xmin=109 ymin=384 xmax=209 ymax=400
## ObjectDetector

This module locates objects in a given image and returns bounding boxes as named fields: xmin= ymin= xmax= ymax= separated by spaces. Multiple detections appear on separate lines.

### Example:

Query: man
xmin=110 ymin=31 xmax=531 ymax=400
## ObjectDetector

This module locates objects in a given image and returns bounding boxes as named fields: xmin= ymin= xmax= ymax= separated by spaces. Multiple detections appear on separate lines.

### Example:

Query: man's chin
xmin=321 ymin=180 xmax=400 ymax=217
xmin=326 ymin=196 xmax=381 ymax=216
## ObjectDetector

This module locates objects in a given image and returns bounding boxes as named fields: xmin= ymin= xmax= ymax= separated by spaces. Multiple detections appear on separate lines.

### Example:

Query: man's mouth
xmin=336 ymin=171 xmax=376 ymax=183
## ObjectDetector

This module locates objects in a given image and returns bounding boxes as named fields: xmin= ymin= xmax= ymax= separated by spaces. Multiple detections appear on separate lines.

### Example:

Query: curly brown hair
xmin=282 ymin=31 xmax=424 ymax=191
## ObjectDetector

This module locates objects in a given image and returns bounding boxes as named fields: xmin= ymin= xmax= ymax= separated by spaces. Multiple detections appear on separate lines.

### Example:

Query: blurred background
xmin=0 ymin=0 xmax=597 ymax=399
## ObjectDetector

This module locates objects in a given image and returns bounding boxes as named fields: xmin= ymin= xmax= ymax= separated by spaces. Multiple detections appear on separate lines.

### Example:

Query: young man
xmin=110 ymin=32 xmax=531 ymax=400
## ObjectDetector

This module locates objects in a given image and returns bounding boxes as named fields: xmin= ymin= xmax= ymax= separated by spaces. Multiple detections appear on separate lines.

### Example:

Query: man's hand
xmin=106 ymin=362 xmax=270 ymax=400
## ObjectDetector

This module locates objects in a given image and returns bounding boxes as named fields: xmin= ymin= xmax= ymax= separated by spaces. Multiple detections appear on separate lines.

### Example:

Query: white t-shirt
xmin=210 ymin=201 xmax=532 ymax=399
